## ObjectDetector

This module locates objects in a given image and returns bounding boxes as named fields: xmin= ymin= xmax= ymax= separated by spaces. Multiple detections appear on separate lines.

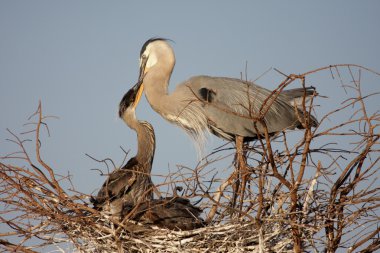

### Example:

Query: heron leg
xmin=237 ymin=136 xmax=249 ymax=215
xmin=230 ymin=168 xmax=240 ymax=211
xmin=231 ymin=136 xmax=248 ymax=213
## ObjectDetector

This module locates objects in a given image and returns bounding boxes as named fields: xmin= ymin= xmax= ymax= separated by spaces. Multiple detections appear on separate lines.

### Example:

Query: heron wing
xmin=180 ymin=76 xmax=302 ymax=138
xmin=92 ymin=161 xmax=138 ymax=208
xmin=130 ymin=197 xmax=204 ymax=230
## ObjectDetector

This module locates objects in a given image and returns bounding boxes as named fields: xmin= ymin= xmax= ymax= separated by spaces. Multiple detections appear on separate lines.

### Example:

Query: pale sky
xmin=1 ymin=1 xmax=379 ymax=198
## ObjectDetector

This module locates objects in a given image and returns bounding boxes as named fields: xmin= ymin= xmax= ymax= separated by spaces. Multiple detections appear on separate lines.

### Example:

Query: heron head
xmin=138 ymin=38 xmax=175 ymax=83
xmin=118 ymin=80 xmax=144 ymax=118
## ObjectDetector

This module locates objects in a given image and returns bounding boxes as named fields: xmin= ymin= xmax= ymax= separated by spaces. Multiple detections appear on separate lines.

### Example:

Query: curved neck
xmin=142 ymin=63 xmax=210 ymax=156
xmin=135 ymin=121 xmax=155 ymax=170
xmin=122 ymin=112 xmax=155 ymax=171
xmin=143 ymin=64 xmax=178 ymax=118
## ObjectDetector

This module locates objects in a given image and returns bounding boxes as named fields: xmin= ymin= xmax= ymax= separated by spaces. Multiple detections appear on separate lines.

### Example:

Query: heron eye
xmin=141 ymin=54 xmax=147 ymax=60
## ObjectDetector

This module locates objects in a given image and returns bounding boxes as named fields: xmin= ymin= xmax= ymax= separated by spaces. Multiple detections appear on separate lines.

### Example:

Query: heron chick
xmin=122 ymin=196 xmax=205 ymax=230
xmin=92 ymin=81 xmax=205 ymax=230
xmin=91 ymin=81 xmax=155 ymax=216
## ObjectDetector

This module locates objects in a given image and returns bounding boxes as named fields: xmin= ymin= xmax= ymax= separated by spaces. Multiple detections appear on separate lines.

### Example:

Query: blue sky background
xmin=1 ymin=1 xmax=379 ymax=199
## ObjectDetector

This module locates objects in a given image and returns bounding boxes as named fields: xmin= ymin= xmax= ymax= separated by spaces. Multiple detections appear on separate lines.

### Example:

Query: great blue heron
xmin=122 ymin=196 xmax=205 ymax=230
xmin=91 ymin=82 xmax=155 ymax=216
xmin=92 ymin=82 xmax=204 ymax=229
xmin=132 ymin=38 xmax=318 ymax=209
xmin=135 ymin=38 xmax=317 ymax=148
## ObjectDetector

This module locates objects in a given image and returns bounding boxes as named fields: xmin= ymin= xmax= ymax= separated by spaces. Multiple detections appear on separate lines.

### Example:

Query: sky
xmin=1 ymin=1 xmax=379 ymax=198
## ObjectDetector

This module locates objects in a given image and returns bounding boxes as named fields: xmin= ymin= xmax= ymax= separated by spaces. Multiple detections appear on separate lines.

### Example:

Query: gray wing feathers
xmin=92 ymin=164 xmax=154 ymax=214
xmin=128 ymin=197 xmax=204 ymax=230
xmin=185 ymin=76 xmax=316 ymax=138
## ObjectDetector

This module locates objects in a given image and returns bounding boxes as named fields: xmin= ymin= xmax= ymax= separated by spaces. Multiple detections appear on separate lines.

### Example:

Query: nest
xmin=65 ymin=219 xmax=294 ymax=253
xmin=1 ymin=156 xmax=299 ymax=252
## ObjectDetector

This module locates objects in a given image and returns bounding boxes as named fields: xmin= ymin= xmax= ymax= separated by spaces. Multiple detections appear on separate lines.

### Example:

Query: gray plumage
xmin=92 ymin=82 xmax=205 ymax=230
xmin=137 ymin=38 xmax=317 ymax=149
xmin=122 ymin=197 xmax=205 ymax=230
xmin=91 ymin=83 xmax=155 ymax=216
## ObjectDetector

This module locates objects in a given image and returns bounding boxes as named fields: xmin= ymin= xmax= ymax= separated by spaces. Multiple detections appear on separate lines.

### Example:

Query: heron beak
xmin=134 ymin=81 xmax=144 ymax=109
xmin=132 ymin=56 xmax=148 ymax=109
xmin=138 ymin=56 xmax=148 ymax=82
xmin=118 ymin=80 xmax=143 ymax=117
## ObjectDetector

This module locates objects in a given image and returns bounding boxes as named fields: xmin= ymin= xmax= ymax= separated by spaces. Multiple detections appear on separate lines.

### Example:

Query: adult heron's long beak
xmin=132 ymin=55 xmax=148 ymax=109
xmin=138 ymin=56 xmax=148 ymax=83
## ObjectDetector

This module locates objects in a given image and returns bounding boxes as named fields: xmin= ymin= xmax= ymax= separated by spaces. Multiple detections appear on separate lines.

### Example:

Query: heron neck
xmin=135 ymin=121 xmax=155 ymax=170
xmin=144 ymin=69 xmax=178 ymax=117
xmin=122 ymin=112 xmax=155 ymax=170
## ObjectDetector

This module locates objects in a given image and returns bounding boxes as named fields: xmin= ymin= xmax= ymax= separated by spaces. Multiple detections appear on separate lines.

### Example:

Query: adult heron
xmin=91 ymin=82 xmax=155 ymax=216
xmin=133 ymin=38 xmax=318 ymax=209
xmin=135 ymin=38 xmax=317 ymax=150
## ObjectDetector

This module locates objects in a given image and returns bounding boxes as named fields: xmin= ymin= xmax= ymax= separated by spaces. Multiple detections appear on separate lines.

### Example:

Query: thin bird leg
xmin=237 ymin=136 xmax=249 ymax=215
xmin=230 ymin=168 xmax=239 ymax=211
xmin=231 ymin=135 xmax=247 ymax=212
